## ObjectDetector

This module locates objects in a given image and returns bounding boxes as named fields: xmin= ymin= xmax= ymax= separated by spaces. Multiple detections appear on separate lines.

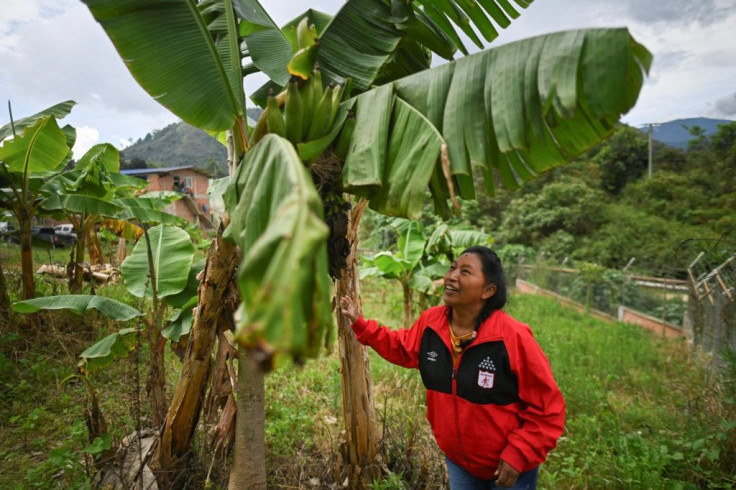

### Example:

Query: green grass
xmin=0 ymin=276 xmax=734 ymax=488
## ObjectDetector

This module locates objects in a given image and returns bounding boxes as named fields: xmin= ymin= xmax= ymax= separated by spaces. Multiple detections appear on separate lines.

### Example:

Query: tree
xmin=0 ymin=101 xmax=77 ymax=300
xmin=500 ymin=178 xmax=606 ymax=247
xmin=711 ymin=121 xmax=736 ymax=166
xmin=595 ymin=125 xmax=649 ymax=194
xmin=80 ymin=0 xmax=650 ymax=487
xmin=685 ymin=124 xmax=708 ymax=151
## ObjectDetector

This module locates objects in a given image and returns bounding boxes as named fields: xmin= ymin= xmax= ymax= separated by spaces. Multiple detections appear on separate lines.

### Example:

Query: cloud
xmin=713 ymin=93 xmax=736 ymax=116
xmin=0 ymin=0 xmax=169 ymax=117
xmin=619 ymin=0 xmax=731 ymax=26
xmin=651 ymin=50 xmax=690 ymax=72
xmin=72 ymin=126 xmax=100 ymax=157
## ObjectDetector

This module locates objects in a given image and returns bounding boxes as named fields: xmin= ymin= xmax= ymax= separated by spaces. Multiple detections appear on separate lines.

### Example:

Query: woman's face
xmin=443 ymin=253 xmax=496 ymax=309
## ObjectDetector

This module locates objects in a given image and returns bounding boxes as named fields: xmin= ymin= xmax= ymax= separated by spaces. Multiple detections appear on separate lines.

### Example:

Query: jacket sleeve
xmin=500 ymin=324 xmax=566 ymax=472
xmin=350 ymin=313 xmax=426 ymax=369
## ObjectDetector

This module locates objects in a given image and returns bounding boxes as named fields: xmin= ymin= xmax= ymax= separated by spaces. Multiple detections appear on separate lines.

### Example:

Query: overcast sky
xmin=1 ymin=0 xmax=735 ymax=156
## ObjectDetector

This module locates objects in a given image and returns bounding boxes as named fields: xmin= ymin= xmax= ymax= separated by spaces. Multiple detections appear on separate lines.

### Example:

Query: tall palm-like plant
xmin=41 ymin=144 xmax=149 ymax=292
xmin=0 ymin=101 xmax=77 ymax=300
xmin=80 ymin=0 xmax=650 ymax=487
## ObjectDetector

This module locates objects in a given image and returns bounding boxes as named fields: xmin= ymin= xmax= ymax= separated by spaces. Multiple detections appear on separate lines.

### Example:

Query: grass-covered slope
xmin=0 ymin=277 xmax=733 ymax=488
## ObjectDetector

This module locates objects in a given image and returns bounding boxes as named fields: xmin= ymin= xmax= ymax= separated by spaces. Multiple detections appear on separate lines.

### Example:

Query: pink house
xmin=121 ymin=166 xmax=214 ymax=229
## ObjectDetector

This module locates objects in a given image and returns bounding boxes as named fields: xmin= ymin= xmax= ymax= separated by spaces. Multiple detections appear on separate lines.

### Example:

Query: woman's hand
xmin=340 ymin=296 xmax=361 ymax=324
xmin=494 ymin=459 xmax=520 ymax=487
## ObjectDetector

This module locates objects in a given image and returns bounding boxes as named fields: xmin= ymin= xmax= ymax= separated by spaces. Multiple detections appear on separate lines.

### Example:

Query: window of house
xmin=183 ymin=177 xmax=193 ymax=189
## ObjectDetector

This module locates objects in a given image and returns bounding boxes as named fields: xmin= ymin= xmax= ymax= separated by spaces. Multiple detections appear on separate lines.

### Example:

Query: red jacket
xmin=351 ymin=306 xmax=565 ymax=479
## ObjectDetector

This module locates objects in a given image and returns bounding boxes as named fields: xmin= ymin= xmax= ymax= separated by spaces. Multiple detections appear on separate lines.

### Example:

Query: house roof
xmin=120 ymin=165 xmax=214 ymax=178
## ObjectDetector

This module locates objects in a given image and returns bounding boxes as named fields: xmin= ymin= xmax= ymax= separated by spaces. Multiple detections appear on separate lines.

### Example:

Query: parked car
xmin=0 ymin=222 xmax=16 ymax=243
xmin=31 ymin=226 xmax=62 ymax=248
xmin=54 ymin=223 xmax=77 ymax=243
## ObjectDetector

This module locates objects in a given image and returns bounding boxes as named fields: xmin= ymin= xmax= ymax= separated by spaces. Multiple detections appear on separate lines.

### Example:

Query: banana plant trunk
xmin=0 ymin=262 xmax=11 ymax=325
xmin=154 ymin=123 xmax=245 ymax=485
xmin=87 ymin=228 xmax=104 ymax=266
xmin=228 ymin=348 xmax=267 ymax=489
xmin=18 ymin=218 xmax=35 ymax=300
xmin=70 ymin=232 xmax=86 ymax=293
xmin=153 ymin=234 xmax=239 ymax=480
xmin=401 ymin=281 xmax=414 ymax=329
xmin=335 ymin=200 xmax=381 ymax=488
xmin=146 ymin=309 xmax=167 ymax=428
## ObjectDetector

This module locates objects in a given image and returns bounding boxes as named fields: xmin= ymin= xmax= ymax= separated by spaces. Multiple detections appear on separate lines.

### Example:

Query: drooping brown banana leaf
xmin=222 ymin=135 xmax=333 ymax=360
xmin=342 ymin=28 xmax=652 ymax=219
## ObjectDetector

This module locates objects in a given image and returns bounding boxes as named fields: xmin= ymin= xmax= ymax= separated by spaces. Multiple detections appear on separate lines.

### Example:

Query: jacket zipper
xmin=439 ymin=322 xmax=504 ymax=470
xmin=450 ymin=338 xmax=502 ymax=469
xmin=452 ymin=352 xmax=470 ymax=469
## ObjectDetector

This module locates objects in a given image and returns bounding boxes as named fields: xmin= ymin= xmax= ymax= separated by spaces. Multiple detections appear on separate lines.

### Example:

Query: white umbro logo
xmin=427 ymin=351 xmax=438 ymax=362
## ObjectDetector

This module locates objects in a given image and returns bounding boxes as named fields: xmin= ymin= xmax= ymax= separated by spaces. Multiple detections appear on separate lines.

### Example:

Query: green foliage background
xmin=462 ymin=121 xmax=736 ymax=276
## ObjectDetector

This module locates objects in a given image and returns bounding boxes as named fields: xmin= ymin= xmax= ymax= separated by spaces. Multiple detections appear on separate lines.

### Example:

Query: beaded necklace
xmin=449 ymin=321 xmax=476 ymax=354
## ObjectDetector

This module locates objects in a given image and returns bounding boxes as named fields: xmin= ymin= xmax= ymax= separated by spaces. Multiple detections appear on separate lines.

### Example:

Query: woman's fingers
xmin=340 ymin=296 xmax=359 ymax=322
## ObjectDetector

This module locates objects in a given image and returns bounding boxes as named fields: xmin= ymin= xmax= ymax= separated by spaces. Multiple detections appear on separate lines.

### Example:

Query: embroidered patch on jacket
xmin=426 ymin=351 xmax=438 ymax=362
xmin=477 ymin=357 xmax=496 ymax=389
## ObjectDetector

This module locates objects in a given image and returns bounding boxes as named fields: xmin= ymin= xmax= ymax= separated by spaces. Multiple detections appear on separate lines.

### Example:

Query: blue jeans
xmin=446 ymin=457 xmax=538 ymax=490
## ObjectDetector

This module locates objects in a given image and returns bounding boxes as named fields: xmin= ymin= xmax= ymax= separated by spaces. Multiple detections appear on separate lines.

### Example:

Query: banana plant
xmin=362 ymin=219 xmax=490 ymax=327
xmin=80 ymin=0 xmax=651 ymax=486
xmin=121 ymin=223 xmax=197 ymax=425
xmin=41 ymin=144 xmax=149 ymax=292
xmin=0 ymin=101 xmax=77 ymax=300
xmin=13 ymin=293 xmax=143 ymax=465
xmin=12 ymin=221 xmax=200 ymax=428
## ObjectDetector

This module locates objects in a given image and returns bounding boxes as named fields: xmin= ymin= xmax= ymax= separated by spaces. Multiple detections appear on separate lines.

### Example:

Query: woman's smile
xmin=443 ymin=253 xmax=491 ymax=307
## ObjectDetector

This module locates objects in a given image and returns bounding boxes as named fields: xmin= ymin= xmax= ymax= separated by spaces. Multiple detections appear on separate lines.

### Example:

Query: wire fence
xmin=686 ymin=253 xmax=736 ymax=364
xmin=507 ymin=249 xmax=735 ymax=365
xmin=511 ymin=262 xmax=688 ymax=327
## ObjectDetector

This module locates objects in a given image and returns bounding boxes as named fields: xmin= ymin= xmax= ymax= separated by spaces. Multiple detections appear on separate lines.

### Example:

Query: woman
xmin=341 ymin=246 xmax=565 ymax=489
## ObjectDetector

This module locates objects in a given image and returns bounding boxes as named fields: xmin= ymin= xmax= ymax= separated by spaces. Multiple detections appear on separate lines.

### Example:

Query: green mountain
xmin=121 ymin=109 xmax=264 ymax=176
xmin=639 ymin=117 xmax=733 ymax=149
xmin=121 ymin=121 xmax=228 ymax=175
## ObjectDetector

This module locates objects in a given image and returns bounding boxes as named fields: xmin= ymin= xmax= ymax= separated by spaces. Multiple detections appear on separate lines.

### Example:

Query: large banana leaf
xmin=222 ymin=135 xmax=332 ymax=359
xmin=315 ymin=0 xmax=531 ymax=91
xmin=163 ymin=296 xmax=198 ymax=341
xmin=343 ymin=28 xmax=651 ymax=218
xmin=81 ymin=0 xmax=244 ymax=131
xmin=369 ymin=253 xmax=405 ymax=279
xmin=13 ymin=295 xmax=141 ymax=320
xmin=245 ymin=0 xmax=529 ymax=104
xmin=42 ymin=194 xmax=124 ymax=218
xmin=121 ymin=224 xmax=196 ymax=299
xmin=0 ymin=100 xmax=76 ymax=141
xmin=395 ymin=219 xmax=427 ymax=270
xmin=114 ymin=198 xmax=185 ymax=226
xmin=0 ymin=117 xmax=68 ymax=176
xmin=79 ymin=327 xmax=139 ymax=373
xmin=233 ymin=0 xmax=294 ymax=86
xmin=109 ymin=172 xmax=149 ymax=190
xmin=413 ymin=0 xmax=531 ymax=54
xmin=165 ymin=259 xmax=206 ymax=308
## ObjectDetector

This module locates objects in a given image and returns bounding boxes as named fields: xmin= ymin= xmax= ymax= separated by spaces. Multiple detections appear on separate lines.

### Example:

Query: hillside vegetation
xmin=119 ymin=108 xmax=264 ymax=177
xmin=450 ymin=121 xmax=736 ymax=277
xmin=121 ymin=122 xmax=228 ymax=175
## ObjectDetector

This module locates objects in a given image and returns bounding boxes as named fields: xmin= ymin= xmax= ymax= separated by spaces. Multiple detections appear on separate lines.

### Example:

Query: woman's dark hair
xmin=446 ymin=246 xmax=508 ymax=333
